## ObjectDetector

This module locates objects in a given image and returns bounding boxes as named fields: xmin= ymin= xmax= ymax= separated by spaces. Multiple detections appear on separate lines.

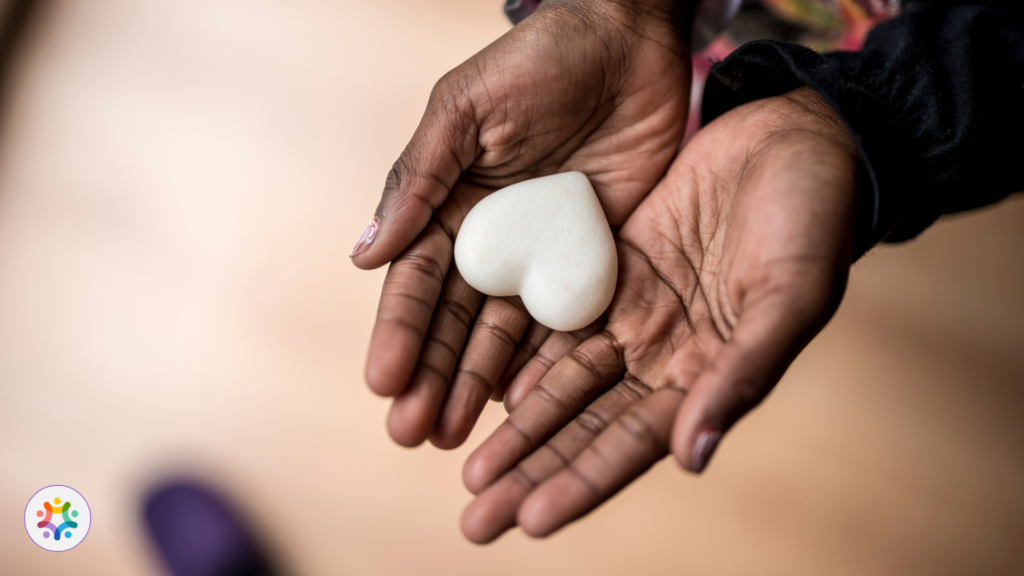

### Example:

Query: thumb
xmin=670 ymin=279 xmax=841 ymax=473
xmin=350 ymin=74 xmax=480 ymax=269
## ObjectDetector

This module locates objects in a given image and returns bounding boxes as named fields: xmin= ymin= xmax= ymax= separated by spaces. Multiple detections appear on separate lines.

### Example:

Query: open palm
xmin=459 ymin=87 xmax=862 ymax=542
xmin=354 ymin=0 xmax=695 ymax=449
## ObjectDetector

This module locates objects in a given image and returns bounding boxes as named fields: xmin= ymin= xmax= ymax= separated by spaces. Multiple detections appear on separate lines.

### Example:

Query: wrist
xmin=574 ymin=0 xmax=697 ymax=29
xmin=542 ymin=0 xmax=697 ymax=49
xmin=780 ymin=87 xmax=858 ymax=160
xmin=513 ymin=0 xmax=734 ymax=52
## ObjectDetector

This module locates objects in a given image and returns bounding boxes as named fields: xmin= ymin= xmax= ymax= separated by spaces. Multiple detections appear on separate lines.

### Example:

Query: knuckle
xmin=567 ymin=348 xmax=604 ymax=382
xmin=540 ymin=442 xmax=572 ymax=467
xmin=429 ymin=69 xmax=470 ymax=111
xmin=533 ymin=352 xmax=556 ymax=370
xmin=531 ymin=383 xmax=570 ymax=414
xmin=619 ymin=374 xmax=653 ymax=401
xmin=385 ymin=290 xmax=434 ymax=315
xmin=376 ymin=314 xmax=427 ymax=339
xmin=566 ymin=333 xmax=621 ymax=382
xmin=615 ymin=409 xmax=664 ymax=454
xmin=423 ymin=333 xmax=461 ymax=367
xmin=455 ymin=367 xmax=494 ymax=394
xmin=501 ymin=296 xmax=528 ymax=314
xmin=475 ymin=320 xmax=520 ymax=350
xmin=384 ymin=157 xmax=405 ymax=193
xmin=396 ymin=251 xmax=447 ymax=286
xmin=573 ymin=408 xmax=610 ymax=437
xmin=565 ymin=461 xmax=601 ymax=497
xmin=431 ymin=69 xmax=459 ymax=96
xmin=505 ymin=416 xmax=538 ymax=451
xmin=510 ymin=465 xmax=539 ymax=491
xmin=438 ymin=295 xmax=476 ymax=330
xmin=416 ymin=361 xmax=453 ymax=387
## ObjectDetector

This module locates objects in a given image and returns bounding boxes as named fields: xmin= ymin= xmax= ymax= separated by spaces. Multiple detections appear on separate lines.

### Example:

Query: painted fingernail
xmin=350 ymin=217 xmax=379 ymax=258
xmin=692 ymin=427 xmax=722 ymax=473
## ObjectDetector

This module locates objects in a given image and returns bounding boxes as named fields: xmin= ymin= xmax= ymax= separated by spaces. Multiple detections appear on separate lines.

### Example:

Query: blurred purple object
xmin=143 ymin=481 xmax=279 ymax=576
xmin=504 ymin=0 xmax=540 ymax=25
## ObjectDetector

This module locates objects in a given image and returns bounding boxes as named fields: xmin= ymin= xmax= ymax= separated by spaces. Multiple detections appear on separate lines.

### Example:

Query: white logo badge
xmin=24 ymin=485 xmax=91 ymax=552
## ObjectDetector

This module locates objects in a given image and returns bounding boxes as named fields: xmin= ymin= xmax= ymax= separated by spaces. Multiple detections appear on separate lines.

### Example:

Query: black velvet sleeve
xmin=701 ymin=1 xmax=1024 ymax=259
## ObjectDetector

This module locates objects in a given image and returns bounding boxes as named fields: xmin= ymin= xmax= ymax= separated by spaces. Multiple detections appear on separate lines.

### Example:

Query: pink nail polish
xmin=692 ymin=428 xmax=722 ymax=473
xmin=350 ymin=217 xmax=379 ymax=258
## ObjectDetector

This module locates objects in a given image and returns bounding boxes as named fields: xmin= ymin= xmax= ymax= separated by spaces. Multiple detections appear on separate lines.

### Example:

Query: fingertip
xmin=365 ymin=327 xmax=422 ymax=398
xmin=460 ymin=483 xmax=520 ymax=544
xmin=462 ymin=452 xmax=491 ymax=495
xmin=386 ymin=396 xmax=433 ymax=448
xmin=349 ymin=216 xmax=384 ymax=269
xmin=349 ymin=204 xmax=439 ymax=270
xmin=490 ymin=377 xmax=511 ymax=403
xmin=428 ymin=384 xmax=476 ymax=450
xmin=693 ymin=427 xmax=723 ymax=473
xmin=518 ymin=468 xmax=594 ymax=539
xmin=462 ymin=421 xmax=533 ymax=493
xmin=365 ymin=357 xmax=407 ymax=398
xmin=349 ymin=230 xmax=410 ymax=271
xmin=429 ymin=411 xmax=471 ymax=449
xmin=428 ymin=426 xmax=469 ymax=451
xmin=349 ymin=253 xmax=384 ymax=271
xmin=670 ymin=406 xmax=694 ymax=470
xmin=670 ymin=397 xmax=724 ymax=474
xmin=516 ymin=486 xmax=562 ymax=539
xmin=460 ymin=505 xmax=495 ymax=545
xmin=462 ymin=434 xmax=517 ymax=494
xmin=503 ymin=370 xmax=539 ymax=413
xmin=430 ymin=377 xmax=492 ymax=450
xmin=355 ymin=157 xmax=465 ymax=269
xmin=672 ymin=428 xmax=722 ymax=474
xmin=502 ymin=355 xmax=551 ymax=413
xmin=503 ymin=381 xmax=527 ymax=413
xmin=671 ymin=448 xmax=690 ymax=472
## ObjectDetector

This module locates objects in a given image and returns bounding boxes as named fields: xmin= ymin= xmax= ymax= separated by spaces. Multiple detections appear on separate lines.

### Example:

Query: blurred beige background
xmin=0 ymin=1 xmax=1021 ymax=574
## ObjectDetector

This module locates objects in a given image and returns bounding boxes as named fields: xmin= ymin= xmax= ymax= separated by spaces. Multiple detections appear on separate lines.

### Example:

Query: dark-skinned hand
xmin=353 ymin=0 xmax=695 ymax=449
xmin=459 ymin=87 xmax=861 ymax=543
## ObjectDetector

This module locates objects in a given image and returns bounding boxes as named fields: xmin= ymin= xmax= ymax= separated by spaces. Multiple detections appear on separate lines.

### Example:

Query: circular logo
xmin=24 ymin=485 xmax=91 ymax=552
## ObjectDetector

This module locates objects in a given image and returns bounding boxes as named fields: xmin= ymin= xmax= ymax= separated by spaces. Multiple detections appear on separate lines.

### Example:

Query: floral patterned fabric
xmin=727 ymin=0 xmax=901 ymax=51
xmin=503 ymin=0 xmax=906 ymax=137
xmin=687 ymin=0 xmax=903 ymax=138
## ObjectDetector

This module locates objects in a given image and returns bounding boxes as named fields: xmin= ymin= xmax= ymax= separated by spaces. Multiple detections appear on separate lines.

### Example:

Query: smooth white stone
xmin=454 ymin=172 xmax=617 ymax=332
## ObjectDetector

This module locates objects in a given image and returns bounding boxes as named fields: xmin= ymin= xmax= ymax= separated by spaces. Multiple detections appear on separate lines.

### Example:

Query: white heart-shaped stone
xmin=454 ymin=172 xmax=617 ymax=331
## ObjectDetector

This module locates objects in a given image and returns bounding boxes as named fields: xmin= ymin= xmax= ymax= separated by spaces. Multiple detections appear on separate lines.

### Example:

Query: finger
xmin=462 ymin=331 xmax=624 ymax=494
xmin=461 ymin=378 xmax=650 ymax=543
xmin=364 ymin=183 xmax=491 ymax=398
xmin=364 ymin=222 xmax=453 ymax=397
xmin=386 ymin=267 xmax=483 ymax=447
xmin=350 ymin=75 xmax=479 ymax=269
xmin=490 ymin=321 xmax=552 ymax=403
xmin=503 ymin=320 xmax=603 ymax=413
xmin=430 ymin=296 xmax=533 ymax=449
xmin=517 ymin=386 xmax=686 ymax=538
xmin=671 ymin=285 xmax=833 ymax=473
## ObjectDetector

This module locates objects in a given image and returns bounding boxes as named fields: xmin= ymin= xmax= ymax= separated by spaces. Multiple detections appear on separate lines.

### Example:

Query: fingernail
xmin=691 ymin=427 xmax=722 ymax=473
xmin=350 ymin=217 xmax=379 ymax=258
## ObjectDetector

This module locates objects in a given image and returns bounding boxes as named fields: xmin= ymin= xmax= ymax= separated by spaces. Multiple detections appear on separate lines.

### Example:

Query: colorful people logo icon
xmin=35 ymin=496 xmax=79 ymax=541
xmin=24 ymin=486 xmax=91 ymax=552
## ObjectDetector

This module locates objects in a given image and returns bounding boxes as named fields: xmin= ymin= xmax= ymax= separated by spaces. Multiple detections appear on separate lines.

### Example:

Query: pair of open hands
xmin=351 ymin=0 xmax=860 ymax=543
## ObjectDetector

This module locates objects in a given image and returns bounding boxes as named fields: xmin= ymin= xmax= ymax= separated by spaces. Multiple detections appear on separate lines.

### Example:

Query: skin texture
xmin=354 ymin=0 xmax=695 ymax=449
xmin=459 ymin=87 xmax=861 ymax=543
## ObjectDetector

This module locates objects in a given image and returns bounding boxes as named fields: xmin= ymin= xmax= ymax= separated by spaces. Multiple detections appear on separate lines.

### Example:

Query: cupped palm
xmin=356 ymin=0 xmax=696 ymax=450
xmin=460 ymin=87 xmax=861 ymax=543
